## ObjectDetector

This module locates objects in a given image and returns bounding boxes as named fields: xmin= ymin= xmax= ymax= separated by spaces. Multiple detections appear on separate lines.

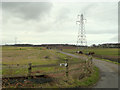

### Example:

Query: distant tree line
xmin=91 ymin=43 xmax=120 ymax=48
xmin=2 ymin=43 xmax=120 ymax=48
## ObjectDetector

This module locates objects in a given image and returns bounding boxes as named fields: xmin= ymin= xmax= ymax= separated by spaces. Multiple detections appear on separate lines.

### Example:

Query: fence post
xmin=90 ymin=55 xmax=93 ymax=64
xmin=28 ymin=63 xmax=32 ymax=77
xmin=65 ymin=58 xmax=68 ymax=78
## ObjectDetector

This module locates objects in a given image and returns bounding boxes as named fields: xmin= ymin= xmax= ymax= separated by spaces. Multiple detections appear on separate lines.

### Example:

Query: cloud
xmin=2 ymin=2 xmax=53 ymax=21
xmin=2 ymin=2 xmax=54 ymax=36
xmin=54 ymin=7 xmax=71 ymax=24
xmin=110 ymin=35 xmax=118 ymax=42
xmin=1 ymin=2 xmax=118 ymax=45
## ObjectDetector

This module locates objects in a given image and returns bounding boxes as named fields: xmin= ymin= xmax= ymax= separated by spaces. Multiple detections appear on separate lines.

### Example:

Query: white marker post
xmin=65 ymin=58 xmax=68 ymax=78
xmin=59 ymin=58 xmax=68 ymax=78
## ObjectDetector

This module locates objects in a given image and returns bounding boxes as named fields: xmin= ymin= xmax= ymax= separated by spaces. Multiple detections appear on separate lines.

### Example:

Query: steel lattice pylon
xmin=76 ymin=14 xmax=87 ymax=50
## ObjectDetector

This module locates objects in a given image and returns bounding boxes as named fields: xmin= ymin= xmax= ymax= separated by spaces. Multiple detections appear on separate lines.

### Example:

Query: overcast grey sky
xmin=1 ymin=2 xmax=118 ymax=45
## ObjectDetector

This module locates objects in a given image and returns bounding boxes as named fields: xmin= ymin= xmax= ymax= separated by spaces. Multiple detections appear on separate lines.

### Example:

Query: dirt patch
xmin=2 ymin=75 xmax=54 ymax=88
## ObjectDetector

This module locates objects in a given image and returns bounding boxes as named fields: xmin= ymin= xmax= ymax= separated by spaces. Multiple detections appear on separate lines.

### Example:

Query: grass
xmin=3 ymin=65 xmax=99 ymax=88
xmin=63 ymin=47 xmax=120 ymax=63
xmin=2 ymin=46 xmax=57 ymax=65
xmin=63 ymin=47 xmax=119 ymax=56
xmin=2 ymin=46 xmax=84 ymax=76
xmin=2 ymin=68 xmax=28 ymax=76
xmin=2 ymin=46 xmax=99 ymax=88
xmin=84 ymin=48 xmax=118 ymax=56
xmin=53 ymin=66 xmax=99 ymax=88
xmin=2 ymin=46 xmax=82 ymax=65
xmin=74 ymin=66 xmax=99 ymax=87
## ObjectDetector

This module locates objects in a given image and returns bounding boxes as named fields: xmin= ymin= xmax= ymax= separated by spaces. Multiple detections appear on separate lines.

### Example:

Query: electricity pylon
xmin=76 ymin=14 xmax=87 ymax=51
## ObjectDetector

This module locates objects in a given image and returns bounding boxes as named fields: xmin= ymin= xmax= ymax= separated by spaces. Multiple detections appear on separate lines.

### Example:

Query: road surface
xmin=59 ymin=51 xmax=119 ymax=88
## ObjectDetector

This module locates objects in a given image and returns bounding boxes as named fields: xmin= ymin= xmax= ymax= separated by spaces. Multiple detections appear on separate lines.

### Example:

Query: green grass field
xmin=63 ymin=47 xmax=119 ymax=56
xmin=62 ymin=47 xmax=120 ymax=63
xmin=2 ymin=46 xmax=99 ymax=88
xmin=2 ymin=46 xmax=83 ymax=76
xmin=2 ymin=46 xmax=81 ymax=65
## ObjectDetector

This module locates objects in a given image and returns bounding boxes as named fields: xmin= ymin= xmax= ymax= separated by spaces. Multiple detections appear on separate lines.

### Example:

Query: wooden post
xmin=65 ymin=58 xmax=68 ymax=78
xmin=90 ymin=55 xmax=92 ymax=64
xmin=28 ymin=63 xmax=32 ymax=77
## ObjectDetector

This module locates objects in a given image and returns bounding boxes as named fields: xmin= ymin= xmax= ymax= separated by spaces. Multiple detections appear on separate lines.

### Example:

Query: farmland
xmin=62 ymin=47 xmax=120 ymax=63
xmin=2 ymin=46 xmax=80 ymax=76
xmin=2 ymin=46 xmax=99 ymax=88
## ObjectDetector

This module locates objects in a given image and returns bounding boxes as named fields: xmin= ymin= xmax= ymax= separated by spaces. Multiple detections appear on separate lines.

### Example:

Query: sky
xmin=1 ymin=1 xmax=118 ymax=45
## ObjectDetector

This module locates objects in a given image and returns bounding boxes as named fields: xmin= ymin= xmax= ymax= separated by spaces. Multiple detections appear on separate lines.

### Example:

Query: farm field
xmin=2 ymin=46 xmax=99 ymax=88
xmin=62 ymin=47 xmax=120 ymax=63
xmin=2 ymin=46 xmax=81 ymax=76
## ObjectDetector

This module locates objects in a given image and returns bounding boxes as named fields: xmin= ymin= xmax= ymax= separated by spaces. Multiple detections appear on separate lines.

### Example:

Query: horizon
xmin=1 ymin=42 xmax=119 ymax=46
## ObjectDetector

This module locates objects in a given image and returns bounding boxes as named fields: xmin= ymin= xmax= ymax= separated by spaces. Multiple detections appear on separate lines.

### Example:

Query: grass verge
xmin=45 ymin=66 xmax=100 ymax=88
xmin=72 ymin=66 xmax=99 ymax=88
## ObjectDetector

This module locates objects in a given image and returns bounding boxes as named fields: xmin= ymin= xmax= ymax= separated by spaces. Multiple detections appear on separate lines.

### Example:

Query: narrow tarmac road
xmin=59 ymin=51 xmax=119 ymax=88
